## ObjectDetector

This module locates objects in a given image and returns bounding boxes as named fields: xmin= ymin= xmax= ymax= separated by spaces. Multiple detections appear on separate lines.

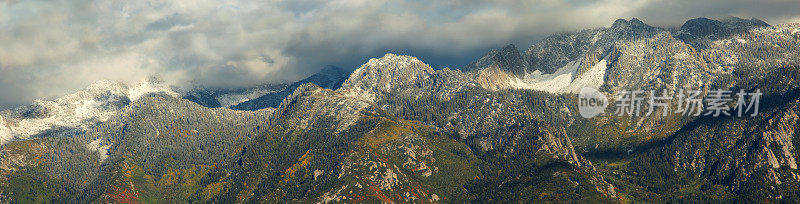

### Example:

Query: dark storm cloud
xmin=0 ymin=0 xmax=798 ymax=109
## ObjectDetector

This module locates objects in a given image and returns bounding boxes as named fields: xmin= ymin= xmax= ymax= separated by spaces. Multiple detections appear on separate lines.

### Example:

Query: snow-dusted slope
xmin=507 ymin=55 xmax=608 ymax=94
xmin=0 ymin=79 xmax=177 ymax=145
xmin=507 ymin=60 xmax=579 ymax=92
xmin=216 ymin=88 xmax=279 ymax=108
xmin=86 ymin=138 xmax=110 ymax=162
xmin=0 ymin=117 xmax=11 ymax=145
xmin=183 ymin=83 xmax=289 ymax=109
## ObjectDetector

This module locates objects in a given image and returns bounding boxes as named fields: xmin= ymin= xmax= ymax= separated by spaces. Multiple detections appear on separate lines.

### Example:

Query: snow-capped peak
xmin=0 ymin=78 xmax=177 ymax=145
xmin=128 ymin=78 xmax=178 ymax=101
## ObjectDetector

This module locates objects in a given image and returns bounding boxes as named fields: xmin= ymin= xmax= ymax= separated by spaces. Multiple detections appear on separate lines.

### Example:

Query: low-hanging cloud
xmin=0 ymin=0 xmax=798 ymax=108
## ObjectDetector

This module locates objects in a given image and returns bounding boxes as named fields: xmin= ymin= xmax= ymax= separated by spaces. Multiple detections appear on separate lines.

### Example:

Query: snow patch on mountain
xmin=128 ymin=79 xmax=177 ymax=101
xmin=508 ymin=55 xmax=608 ymax=93
xmin=508 ymin=60 xmax=580 ymax=92
xmin=216 ymin=88 xmax=280 ymax=108
xmin=86 ymin=138 xmax=110 ymax=162
xmin=0 ymin=79 xmax=176 ymax=145
xmin=562 ymin=57 xmax=609 ymax=93
xmin=0 ymin=116 xmax=11 ymax=145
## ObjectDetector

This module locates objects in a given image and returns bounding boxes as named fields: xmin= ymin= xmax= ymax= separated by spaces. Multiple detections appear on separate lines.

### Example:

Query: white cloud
xmin=0 ymin=0 xmax=798 ymax=108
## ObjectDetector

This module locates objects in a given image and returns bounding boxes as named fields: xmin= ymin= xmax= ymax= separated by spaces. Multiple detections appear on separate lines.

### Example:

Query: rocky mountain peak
xmin=82 ymin=80 xmax=128 ymax=94
xmin=275 ymin=83 xmax=323 ymax=112
xmin=360 ymin=53 xmax=432 ymax=73
xmin=274 ymin=82 xmax=372 ymax=133
xmin=680 ymin=16 xmax=770 ymax=39
xmin=720 ymin=16 xmax=769 ymax=26
xmin=224 ymin=65 xmax=348 ymax=111
xmin=287 ymin=82 xmax=323 ymax=99
xmin=463 ymin=44 xmax=527 ymax=76
xmin=339 ymin=53 xmax=434 ymax=101
xmin=611 ymin=18 xmax=648 ymax=29
xmin=523 ymin=18 xmax=662 ymax=75
xmin=605 ymin=17 xmax=662 ymax=40
xmin=610 ymin=18 xmax=657 ymax=32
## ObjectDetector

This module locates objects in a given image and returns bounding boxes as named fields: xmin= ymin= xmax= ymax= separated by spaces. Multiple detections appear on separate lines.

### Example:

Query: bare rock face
xmin=524 ymin=28 xmax=604 ymax=75
xmin=602 ymin=32 xmax=715 ymax=95
xmin=473 ymin=66 xmax=515 ymax=91
xmin=661 ymin=99 xmax=800 ymax=198
xmin=654 ymin=62 xmax=800 ymax=201
xmin=340 ymin=53 xmax=435 ymax=102
xmin=575 ymin=51 xmax=603 ymax=79
xmin=523 ymin=18 xmax=661 ymax=75
xmin=532 ymin=124 xmax=617 ymax=197
xmin=762 ymin=109 xmax=799 ymax=170
xmin=273 ymin=83 xmax=372 ymax=134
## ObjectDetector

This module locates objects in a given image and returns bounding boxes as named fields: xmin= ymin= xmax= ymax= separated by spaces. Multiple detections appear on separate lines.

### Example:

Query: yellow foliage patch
xmin=202 ymin=181 xmax=228 ymax=200
xmin=360 ymin=119 xmax=414 ymax=148
xmin=284 ymin=149 xmax=313 ymax=180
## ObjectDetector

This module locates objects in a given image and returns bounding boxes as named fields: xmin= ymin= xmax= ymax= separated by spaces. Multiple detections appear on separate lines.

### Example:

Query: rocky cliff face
xmin=630 ymin=64 xmax=800 ymax=201
xmin=523 ymin=18 xmax=661 ymax=75
xmin=340 ymin=54 xmax=436 ymax=102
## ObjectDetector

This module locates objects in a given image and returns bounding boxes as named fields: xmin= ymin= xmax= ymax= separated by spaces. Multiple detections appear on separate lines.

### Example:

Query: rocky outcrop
xmin=340 ymin=54 xmax=435 ymax=102
xmin=523 ymin=18 xmax=661 ymax=75
xmin=524 ymin=28 xmax=604 ymax=75
xmin=602 ymin=32 xmax=715 ymax=94
xmin=272 ymin=83 xmax=372 ymax=134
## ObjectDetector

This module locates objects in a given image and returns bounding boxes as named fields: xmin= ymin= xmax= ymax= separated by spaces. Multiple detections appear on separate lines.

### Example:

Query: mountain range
xmin=1 ymin=16 xmax=800 ymax=203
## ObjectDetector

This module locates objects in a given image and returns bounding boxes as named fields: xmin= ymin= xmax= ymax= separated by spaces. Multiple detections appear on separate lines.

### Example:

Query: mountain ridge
xmin=2 ymin=16 xmax=800 ymax=203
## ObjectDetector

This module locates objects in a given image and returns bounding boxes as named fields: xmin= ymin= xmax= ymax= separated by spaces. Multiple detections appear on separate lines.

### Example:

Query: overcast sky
xmin=1 ymin=0 xmax=798 ymax=109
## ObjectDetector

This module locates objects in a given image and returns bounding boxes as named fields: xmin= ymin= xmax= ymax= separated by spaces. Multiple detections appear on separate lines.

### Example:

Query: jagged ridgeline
xmin=1 ymin=16 xmax=800 ymax=203
xmin=182 ymin=66 xmax=349 ymax=110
